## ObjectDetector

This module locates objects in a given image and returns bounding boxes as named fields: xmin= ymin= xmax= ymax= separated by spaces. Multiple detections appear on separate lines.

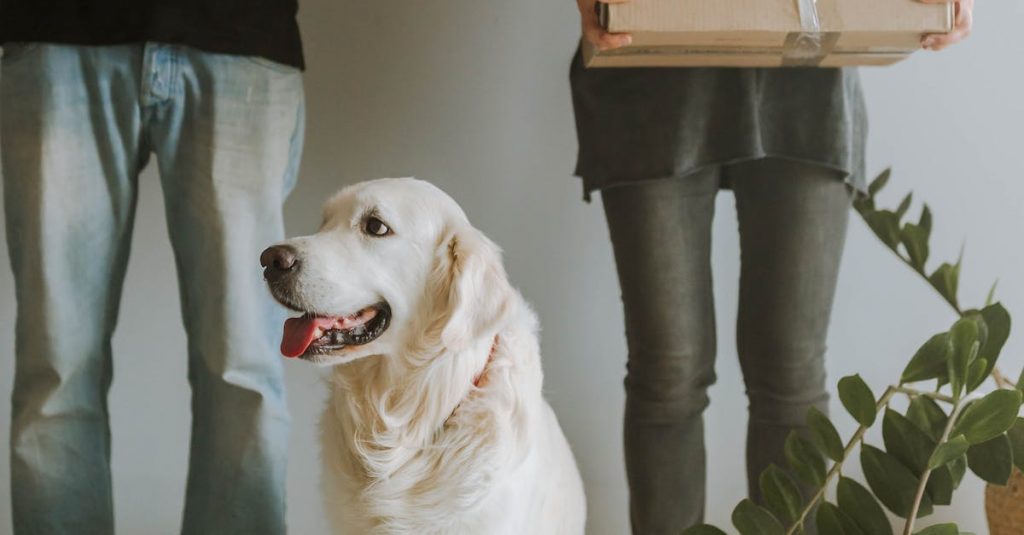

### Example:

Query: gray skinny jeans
xmin=601 ymin=157 xmax=852 ymax=534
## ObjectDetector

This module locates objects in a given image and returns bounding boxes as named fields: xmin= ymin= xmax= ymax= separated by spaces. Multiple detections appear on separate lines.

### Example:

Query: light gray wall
xmin=1 ymin=1 xmax=1022 ymax=533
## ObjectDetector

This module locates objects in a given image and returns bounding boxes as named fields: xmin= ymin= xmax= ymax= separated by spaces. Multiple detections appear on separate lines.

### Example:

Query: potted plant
xmin=683 ymin=170 xmax=1024 ymax=535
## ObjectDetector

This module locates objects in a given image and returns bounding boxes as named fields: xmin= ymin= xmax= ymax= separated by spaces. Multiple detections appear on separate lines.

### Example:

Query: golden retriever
xmin=260 ymin=178 xmax=586 ymax=534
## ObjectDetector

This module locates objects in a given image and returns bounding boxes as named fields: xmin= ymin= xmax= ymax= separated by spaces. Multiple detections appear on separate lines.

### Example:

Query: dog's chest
xmin=327 ymin=412 xmax=534 ymax=534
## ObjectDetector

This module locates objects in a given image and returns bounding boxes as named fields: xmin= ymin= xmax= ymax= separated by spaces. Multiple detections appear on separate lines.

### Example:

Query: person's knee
xmin=746 ymin=377 xmax=829 ymax=426
xmin=11 ymin=347 xmax=112 ymax=427
xmin=624 ymin=347 xmax=715 ymax=423
xmin=191 ymin=353 xmax=289 ymax=421
xmin=741 ymin=339 xmax=829 ymax=423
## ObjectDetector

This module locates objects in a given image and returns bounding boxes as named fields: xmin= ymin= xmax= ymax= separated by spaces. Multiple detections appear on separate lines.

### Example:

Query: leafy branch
xmin=902 ymin=392 xmax=976 ymax=534
xmin=683 ymin=170 xmax=1024 ymax=535
xmin=786 ymin=385 xmax=901 ymax=534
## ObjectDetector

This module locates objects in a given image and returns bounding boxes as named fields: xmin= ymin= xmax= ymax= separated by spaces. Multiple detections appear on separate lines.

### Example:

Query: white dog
xmin=260 ymin=178 xmax=586 ymax=534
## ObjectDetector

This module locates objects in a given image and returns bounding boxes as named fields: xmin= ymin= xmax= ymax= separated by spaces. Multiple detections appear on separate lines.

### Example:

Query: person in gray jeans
xmin=570 ymin=0 xmax=973 ymax=532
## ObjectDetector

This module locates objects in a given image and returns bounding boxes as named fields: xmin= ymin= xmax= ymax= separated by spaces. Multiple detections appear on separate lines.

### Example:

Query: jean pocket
xmin=244 ymin=55 xmax=300 ymax=75
xmin=1 ymin=42 xmax=40 ymax=64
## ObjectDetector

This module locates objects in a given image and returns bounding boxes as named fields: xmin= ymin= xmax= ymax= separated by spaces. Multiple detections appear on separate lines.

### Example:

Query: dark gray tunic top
xmin=569 ymin=47 xmax=868 ymax=200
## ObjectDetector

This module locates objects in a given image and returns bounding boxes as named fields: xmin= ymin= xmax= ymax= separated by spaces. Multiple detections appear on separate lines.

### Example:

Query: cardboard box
xmin=583 ymin=0 xmax=954 ymax=68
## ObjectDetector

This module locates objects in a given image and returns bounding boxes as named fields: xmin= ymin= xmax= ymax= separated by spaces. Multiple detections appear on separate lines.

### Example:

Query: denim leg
xmin=2 ymin=44 xmax=145 ymax=534
xmin=729 ymin=158 xmax=851 ymax=512
xmin=139 ymin=44 xmax=303 ymax=535
xmin=601 ymin=169 xmax=720 ymax=535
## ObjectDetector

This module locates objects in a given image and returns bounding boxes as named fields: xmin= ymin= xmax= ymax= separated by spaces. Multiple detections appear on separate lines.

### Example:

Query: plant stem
xmin=901 ymin=393 xmax=980 ymax=535
xmin=895 ymin=253 xmax=962 ymax=315
xmin=786 ymin=386 xmax=900 ymax=535
xmin=894 ymin=386 xmax=955 ymax=404
xmin=992 ymin=368 xmax=1014 ymax=389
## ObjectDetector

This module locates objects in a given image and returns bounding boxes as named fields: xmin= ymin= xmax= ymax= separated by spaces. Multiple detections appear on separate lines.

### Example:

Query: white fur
xmin=269 ymin=178 xmax=586 ymax=534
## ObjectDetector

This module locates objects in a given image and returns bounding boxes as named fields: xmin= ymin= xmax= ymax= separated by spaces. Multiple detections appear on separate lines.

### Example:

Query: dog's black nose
xmin=261 ymin=245 xmax=299 ymax=282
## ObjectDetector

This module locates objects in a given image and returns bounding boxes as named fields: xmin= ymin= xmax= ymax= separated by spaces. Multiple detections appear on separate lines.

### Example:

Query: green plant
xmin=684 ymin=170 xmax=1024 ymax=535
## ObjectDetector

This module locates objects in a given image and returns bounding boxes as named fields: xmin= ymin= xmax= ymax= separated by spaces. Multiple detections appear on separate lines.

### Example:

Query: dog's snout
xmin=261 ymin=245 xmax=300 ymax=282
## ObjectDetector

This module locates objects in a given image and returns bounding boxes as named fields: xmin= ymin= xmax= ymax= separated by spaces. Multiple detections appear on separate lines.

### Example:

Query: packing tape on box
xmin=783 ymin=0 xmax=841 ymax=66
xmin=795 ymin=0 xmax=822 ymax=32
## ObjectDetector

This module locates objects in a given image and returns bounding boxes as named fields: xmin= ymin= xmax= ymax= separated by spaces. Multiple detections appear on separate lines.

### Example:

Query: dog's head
xmin=262 ymin=178 xmax=511 ymax=366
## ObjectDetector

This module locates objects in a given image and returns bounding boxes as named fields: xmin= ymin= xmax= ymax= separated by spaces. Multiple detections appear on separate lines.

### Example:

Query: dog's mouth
xmin=280 ymin=302 xmax=392 ymax=359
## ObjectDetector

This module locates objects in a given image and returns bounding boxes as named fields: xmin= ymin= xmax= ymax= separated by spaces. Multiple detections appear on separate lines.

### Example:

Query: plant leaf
xmin=901 ymin=333 xmax=953 ymax=384
xmin=906 ymin=396 xmax=949 ymax=441
xmin=759 ymin=464 xmax=803 ymax=525
xmin=785 ymin=432 xmax=826 ymax=487
xmin=953 ymin=389 xmax=1023 ymax=444
xmin=965 ymin=358 xmax=988 ymax=394
xmin=839 ymin=375 xmax=877 ymax=428
xmin=868 ymin=168 xmax=891 ymax=197
xmin=815 ymin=502 xmax=865 ymax=535
xmin=975 ymin=303 xmax=1011 ymax=380
xmin=837 ymin=477 xmax=893 ymax=535
xmin=928 ymin=435 xmax=970 ymax=470
xmin=960 ymin=343 xmax=980 ymax=395
xmin=731 ymin=499 xmax=785 ymax=535
xmin=947 ymin=318 xmax=979 ymax=399
xmin=896 ymin=192 xmax=913 ymax=219
xmin=882 ymin=409 xmax=955 ymax=504
xmin=807 ymin=407 xmax=845 ymax=462
xmin=967 ymin=434 xmax=1014 ymax=485
xmin=985 ymin=280 xmax=998 ymax=307
xmin=928 ymin=263 xmax=960 ymax=311
xmin=861 ymin=444 xmax=933 ymax=518
xmin=681 ymin=525 xmax=730 ymax=535
xmin=901 ymin=223 xmax=930 ymax=271
xmin=853 ymin=195 xmax=874 ymax=215
xmin=1008 ymin=418 xmax=1024 ymax=473
xmin=918 ymin=204 xmax=932 ymax=239
xmin=962 ymin=309 xmax=989 ymax=350
xmin=926 ymin=464 xmax=955 ymax=506
xmin=864 ymin=210 xmax=902 ymax=250
xmin=914 ymin=524 xmax=959 ymax=535
xmin=883 ymin=409 xmax=934 ymax=474
xmin=949 ymin=455 xmax=968 ymax=489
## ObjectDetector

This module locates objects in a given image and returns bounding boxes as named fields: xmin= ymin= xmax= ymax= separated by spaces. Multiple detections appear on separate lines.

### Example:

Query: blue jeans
xmin=1 ymin=43 xmax=304 ymax=534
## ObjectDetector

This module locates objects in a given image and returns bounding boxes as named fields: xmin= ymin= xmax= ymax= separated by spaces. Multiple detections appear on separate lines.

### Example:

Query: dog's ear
xmin=435 ymin=224 xmax=512 ymax=351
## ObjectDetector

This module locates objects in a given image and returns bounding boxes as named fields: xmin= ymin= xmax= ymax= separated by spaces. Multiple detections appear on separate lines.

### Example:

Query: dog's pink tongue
xmin=281 ymin=316 xmax=338 ymax=358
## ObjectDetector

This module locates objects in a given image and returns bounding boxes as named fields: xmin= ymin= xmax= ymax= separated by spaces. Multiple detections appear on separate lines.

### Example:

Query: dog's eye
xmin=364 ymin=216 xmax=392 ymax=237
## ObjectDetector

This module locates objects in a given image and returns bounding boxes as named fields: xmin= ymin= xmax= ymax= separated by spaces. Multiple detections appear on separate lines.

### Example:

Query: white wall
xmin=1 ymin=1 xmax=1022 ymax=533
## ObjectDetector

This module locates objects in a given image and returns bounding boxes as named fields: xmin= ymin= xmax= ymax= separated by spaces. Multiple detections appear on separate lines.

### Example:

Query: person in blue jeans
xmin=0 ymin=2 xmax=305 ymax=533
